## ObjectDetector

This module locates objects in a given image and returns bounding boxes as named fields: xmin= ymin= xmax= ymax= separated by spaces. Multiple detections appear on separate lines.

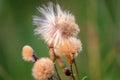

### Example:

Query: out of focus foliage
xmin=0 ymin=0 xmax=120 ymax=80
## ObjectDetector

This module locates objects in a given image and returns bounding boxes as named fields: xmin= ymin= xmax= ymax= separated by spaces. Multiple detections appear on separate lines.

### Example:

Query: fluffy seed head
xmin=32 ymin=58 xmax=54 ymax=80
xmin=22 ymin=45 xmax=34 ymax=61
xmin=58 ymin=37 xmax=82 ymax=58
xmin=56 ymin=15 xmax=79 ymax=38
xmin=33 ymin=2 xmax=80 ymax=46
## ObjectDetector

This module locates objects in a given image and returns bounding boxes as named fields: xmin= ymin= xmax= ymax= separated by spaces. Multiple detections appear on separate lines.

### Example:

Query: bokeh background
xmin=0 ymin=0 xmax=120 ymax=80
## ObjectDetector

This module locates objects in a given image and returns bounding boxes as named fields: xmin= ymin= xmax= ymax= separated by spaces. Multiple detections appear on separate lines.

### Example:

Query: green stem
xmin=70 ymin=63 xmax=75 ymax=80
xmin=54 ymin=63 xmax=61 ymax=80
xmin=73 ymin=59 xmax=80 ymax=80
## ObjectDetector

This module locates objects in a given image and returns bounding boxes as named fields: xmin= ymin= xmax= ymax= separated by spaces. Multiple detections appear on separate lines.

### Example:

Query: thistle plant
xmin=22 ymin=2 xmax=82 ymax=80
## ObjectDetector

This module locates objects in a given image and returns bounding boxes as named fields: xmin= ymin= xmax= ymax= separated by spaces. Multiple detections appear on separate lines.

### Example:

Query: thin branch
xmin=48 ymin=45 xmax=61 ymax=80
xmin=48 ymin=77 xmax=54 ymax=80
xmin=54 ymin=63 xmax=61 ymax=80
xmin=73 ymin=58 xmax=80 ymax=80
xmin=70 ymin=63 xmax=75 ymax=80
xmin=32 ymin=52 xmax=38 ymax=61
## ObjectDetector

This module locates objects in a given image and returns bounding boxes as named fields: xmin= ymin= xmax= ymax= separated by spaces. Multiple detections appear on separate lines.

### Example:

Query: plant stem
xmin=54 ymin=62 xmax=61 ymax=80
xmin=48 ymin=78 xmax=51 ymax=80
xmin=48 ymin=77 xmax=54 ymax=80
xmin=70 ymin=63 xmax=75 ymax=80
xmin=33 ymin=52 xmax=38 ymax=61
xmin=73 ymin=58 xmax=80 ymax=80
xmin=53 ymin=75 xmax=59 ymax=80
xmin=48 ymin=45 xmax=61 ymax=80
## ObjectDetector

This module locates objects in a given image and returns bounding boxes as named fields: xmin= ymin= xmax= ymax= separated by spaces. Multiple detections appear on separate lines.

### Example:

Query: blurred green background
xmin=0 ymin=0 xmax=120 ymax=80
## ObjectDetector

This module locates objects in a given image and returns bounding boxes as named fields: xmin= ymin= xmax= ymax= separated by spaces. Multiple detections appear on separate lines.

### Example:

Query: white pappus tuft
xmin=33 ymin=2 xmax=80 ymax=47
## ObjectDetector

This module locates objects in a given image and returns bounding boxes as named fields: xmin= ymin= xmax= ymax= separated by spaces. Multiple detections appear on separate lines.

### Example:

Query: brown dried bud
xmin=63 ymin=68 xmax=71 ymax=76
